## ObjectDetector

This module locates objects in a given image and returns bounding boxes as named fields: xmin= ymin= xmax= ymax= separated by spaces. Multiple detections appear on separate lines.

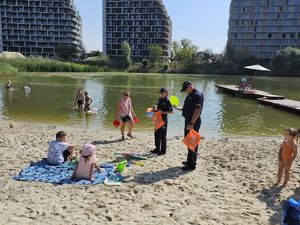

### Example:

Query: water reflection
xmin=0 ymin=73 xmax=299 ymax=138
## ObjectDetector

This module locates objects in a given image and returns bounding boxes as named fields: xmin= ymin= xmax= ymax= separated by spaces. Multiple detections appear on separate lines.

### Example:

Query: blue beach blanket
xmin=13 ymin=159 xmax=119 ymax=185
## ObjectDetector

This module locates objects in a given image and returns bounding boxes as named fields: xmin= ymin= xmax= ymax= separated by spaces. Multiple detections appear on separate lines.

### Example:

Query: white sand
xmin=0 ymin=122 xmax=299 ymax=225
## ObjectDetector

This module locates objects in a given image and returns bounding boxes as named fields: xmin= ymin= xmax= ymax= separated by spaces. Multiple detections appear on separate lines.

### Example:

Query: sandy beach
xmin=0 ymin=122 xmax=299 ymax=225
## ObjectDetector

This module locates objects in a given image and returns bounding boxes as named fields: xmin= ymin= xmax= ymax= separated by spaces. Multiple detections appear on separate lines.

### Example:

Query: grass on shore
xmin=0 ymin=62 xmax=19 ymax=75
xmin=0 ymin=57 xmax=102 ymax=74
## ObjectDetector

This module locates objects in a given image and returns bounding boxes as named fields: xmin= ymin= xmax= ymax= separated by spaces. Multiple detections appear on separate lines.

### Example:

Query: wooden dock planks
xmin=257 ymin=98 xmax=300 ymax=115
xmin=215 ymin=85 xmax=284 ymax=100
xmin=216 ymin=84 xmax=299 ymax=115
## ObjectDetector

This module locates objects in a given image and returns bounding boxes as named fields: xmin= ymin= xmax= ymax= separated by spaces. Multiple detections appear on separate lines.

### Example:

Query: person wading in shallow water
xmin=175 ymin=81 xmax=204 ymax=171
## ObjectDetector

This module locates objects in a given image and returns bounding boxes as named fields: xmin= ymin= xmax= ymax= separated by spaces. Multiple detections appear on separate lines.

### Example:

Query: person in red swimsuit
xmin=277 ymin=128 xmax=298 ymax=187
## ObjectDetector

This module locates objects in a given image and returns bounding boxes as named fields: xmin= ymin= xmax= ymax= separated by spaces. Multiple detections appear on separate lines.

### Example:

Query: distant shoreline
xmin=0 ymin=120 xmax=281 ymax=141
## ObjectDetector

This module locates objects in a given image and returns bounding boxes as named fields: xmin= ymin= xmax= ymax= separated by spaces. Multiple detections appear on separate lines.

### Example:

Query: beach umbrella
xmin=244 ymin=64 xmax=270 ymax=76
xmin=244 ymin=64 xmax=271 ymax=86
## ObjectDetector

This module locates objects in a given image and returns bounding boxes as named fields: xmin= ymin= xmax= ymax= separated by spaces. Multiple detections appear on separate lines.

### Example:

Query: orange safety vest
xmin=182 ymin=129 xmax=201 ymax=152
xmin=152 ymin=111 xmax=165 ymax=130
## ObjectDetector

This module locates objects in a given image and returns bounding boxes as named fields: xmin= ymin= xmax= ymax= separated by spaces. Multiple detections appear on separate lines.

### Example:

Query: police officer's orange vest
xmin=152 ymin=111 xmax=165 ymax=130
xmin=182 ymin=129 xmax=201 ymax=151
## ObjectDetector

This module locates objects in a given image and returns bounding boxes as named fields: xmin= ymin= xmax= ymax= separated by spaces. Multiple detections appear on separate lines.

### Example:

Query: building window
xmin=253 ymin=33 xmax=256 ymax=38
xmin=282 ymin=33 xmax=286 ymax=38
xmin=268 ymin=33 xmax=272 ymax=38
xmin=236 ymin=21 xmax=238 ymax=25
xmin=291 ymin=33 xmax=295 ymax=38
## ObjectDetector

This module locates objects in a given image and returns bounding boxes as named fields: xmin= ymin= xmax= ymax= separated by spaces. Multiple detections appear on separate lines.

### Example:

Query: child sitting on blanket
xmin=72 ymin=143 xmax=101 ymax=180
xmin=47 ymin=131 xmax=75 ymax=165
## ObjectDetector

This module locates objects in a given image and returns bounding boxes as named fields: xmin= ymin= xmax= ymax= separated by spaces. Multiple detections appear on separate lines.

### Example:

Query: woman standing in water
xmin=115 ymin=91 xmax=137 ymax=140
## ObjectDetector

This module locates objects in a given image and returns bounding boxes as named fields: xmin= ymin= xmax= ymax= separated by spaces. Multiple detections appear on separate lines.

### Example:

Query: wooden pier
xmin=215 ymin=85 xmax=284 ymax=100
xmin=257 ymin=98 xmax=300 ymax=115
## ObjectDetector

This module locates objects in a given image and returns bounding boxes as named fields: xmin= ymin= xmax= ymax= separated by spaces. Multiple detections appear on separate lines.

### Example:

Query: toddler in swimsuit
xmin=72 ymin=143 xmax=101 ymax=180
xmin=277 ymin=128 xmax=298 ymax=187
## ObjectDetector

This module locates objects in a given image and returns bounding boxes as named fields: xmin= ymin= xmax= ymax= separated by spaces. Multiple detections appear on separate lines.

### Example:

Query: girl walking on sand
xmin=277 ymin=128 xmax=298 ymax=187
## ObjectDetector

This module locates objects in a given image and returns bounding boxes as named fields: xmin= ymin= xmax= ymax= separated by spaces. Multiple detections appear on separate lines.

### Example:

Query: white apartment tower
xmin=0 ymin=0 xmax=82 ymax=57
xmin=228 ymin=0 xmax=300 ymax=60
xmin=103 ymin=0 xmax=172 ymax=61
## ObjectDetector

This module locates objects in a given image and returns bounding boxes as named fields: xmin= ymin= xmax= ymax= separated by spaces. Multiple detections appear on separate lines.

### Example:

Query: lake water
xmin=1 ymin=73 xmax=299 ymax=138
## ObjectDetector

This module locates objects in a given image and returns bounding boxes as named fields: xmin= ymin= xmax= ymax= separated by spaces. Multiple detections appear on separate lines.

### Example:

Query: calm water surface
xmin=1 ymin=73 xmax=299 ymax=138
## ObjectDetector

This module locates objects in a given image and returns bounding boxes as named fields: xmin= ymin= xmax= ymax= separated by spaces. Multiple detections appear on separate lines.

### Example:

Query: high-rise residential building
xmin=0 ymin=13 xmax=3 ymax=52
xmin=227 ymin=0 xmax=300 ymax=60
xmin=0 ymin=0 xmax=82 ymax=58
xmin=103 ymin=0 xmax=172 ymax=61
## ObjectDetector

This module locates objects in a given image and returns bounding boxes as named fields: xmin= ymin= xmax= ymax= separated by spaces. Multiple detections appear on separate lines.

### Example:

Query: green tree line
xmin=1 ymin=39 xmax=300 ymax=77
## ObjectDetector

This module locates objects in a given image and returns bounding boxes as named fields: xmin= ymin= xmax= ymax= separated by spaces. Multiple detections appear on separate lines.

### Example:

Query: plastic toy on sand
xmin=116 ymin=161 xmax=127 ymax=173
xmin=169 ymin=96 xmax=179 ymax=107
xmin=9 ymin=120 xmax=15 ymax=128
xmin=131 ymin=160 xmax=145 ymax=167
xmin=104 ymin=177 xmax=121 ymax=186
xmin=113 ymin=120 xmax=120 ymax=127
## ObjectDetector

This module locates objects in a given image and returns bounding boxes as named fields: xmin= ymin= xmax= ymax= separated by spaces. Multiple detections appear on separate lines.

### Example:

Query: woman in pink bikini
xmin=115 ymin=91 xmax=137 ymax=140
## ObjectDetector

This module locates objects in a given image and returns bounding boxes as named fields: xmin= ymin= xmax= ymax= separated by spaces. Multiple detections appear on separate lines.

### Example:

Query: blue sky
xmin=74 ymin=0 xmax=230 ymax=53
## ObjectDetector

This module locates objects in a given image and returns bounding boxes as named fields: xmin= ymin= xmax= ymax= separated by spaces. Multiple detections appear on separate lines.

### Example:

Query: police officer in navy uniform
xmin=150 ymin=88 xmax=173 ymax=155
xmin=176 ymin=81 xmax=204 ymax=170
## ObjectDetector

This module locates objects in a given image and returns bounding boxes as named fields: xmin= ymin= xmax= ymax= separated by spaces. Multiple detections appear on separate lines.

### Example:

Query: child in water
xmin=5 ymin=80 xmax=13 ymax=90
xmin=75 ymin=88 xmax=85 ymax=111
xmin=72 ymin=143 xmax=101 ymax=180
xmin=84 ymin=91 xmax=93 ymax=112
xmin=277 ymin=128 xmax=298 ymax=187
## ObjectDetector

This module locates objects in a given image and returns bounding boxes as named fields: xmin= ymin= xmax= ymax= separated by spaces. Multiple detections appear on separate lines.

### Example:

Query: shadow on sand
xmin=257 ymin=184 xmax=285 ymax=224
xmin=258 ymin=185 xmax=300 ymax=224
xmin=131 ymin=166 xmax=190 ymax=185
xmin=91 ymin=139 xmax=124 ymax=145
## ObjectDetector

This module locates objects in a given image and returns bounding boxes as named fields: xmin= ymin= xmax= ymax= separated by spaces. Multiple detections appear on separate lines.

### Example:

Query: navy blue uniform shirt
xmin=157 ymin=97 xmax=173 ymax=125
xmin=182 ymin=89 xmax=204 ymax=123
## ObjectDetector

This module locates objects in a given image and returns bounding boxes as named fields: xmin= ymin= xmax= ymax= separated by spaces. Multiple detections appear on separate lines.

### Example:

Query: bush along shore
xmin=2 ymin=45 xmax=300 ymax=77
xmin=0 ymin=57 xmax=102 ymax=75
